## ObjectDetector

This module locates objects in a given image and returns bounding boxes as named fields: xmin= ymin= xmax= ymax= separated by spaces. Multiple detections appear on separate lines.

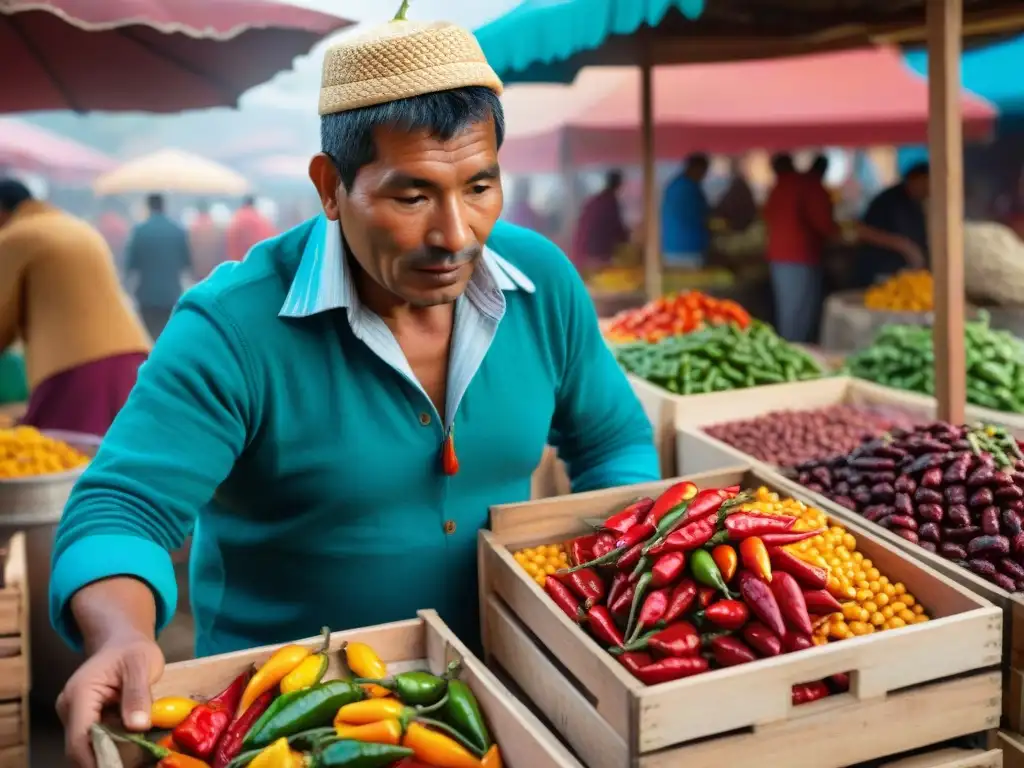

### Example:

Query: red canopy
xmin=0 ymin=0 xmax=353 ymax=113
xmin=499 ymin=47 xmax=997 ymax=173
xmin=0 ymin=118 xmax=115 ymax=182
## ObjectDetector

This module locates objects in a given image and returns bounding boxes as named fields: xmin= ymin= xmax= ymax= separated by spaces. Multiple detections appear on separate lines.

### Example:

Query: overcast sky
xmin=242 ymin=0 xmax=522 ymax=109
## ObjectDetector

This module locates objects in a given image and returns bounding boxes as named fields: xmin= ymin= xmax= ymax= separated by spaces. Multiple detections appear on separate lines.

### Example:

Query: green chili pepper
xmin=442 ymin=679 xmax=492 ymax=753
xmin=243 ymin=681 xmax=365 ymax=749
xmin=976 ymin=361 xmax=1013 ymax=388
xmin=690 ymin=549 xmax=733 ymax=597
xmin=356 ymin=666 xmax=455 ymax=706
xmin=313 ymin=740 xmax=414 ymax=767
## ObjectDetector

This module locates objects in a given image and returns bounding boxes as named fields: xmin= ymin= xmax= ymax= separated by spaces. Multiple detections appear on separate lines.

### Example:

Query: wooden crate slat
xmin=0 ymin=746 xmax=25 ymax=768
xmin=879 ymin=748 xmax=1002 ymax=768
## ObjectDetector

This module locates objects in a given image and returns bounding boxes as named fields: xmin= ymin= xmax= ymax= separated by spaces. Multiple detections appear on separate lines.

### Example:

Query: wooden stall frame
xmin=0 ymin=533 xmax=28 ymax=768
xmin=478 ymin=466 xmax=1002 ymax=767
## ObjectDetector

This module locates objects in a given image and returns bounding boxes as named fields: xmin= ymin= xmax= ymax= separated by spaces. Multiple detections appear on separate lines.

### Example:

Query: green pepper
xmin=719 ymin=361 xmax=746 ymax=385
xmin=441 ymin=679 xmax=492 ymax=753
xmin=976 ymin=361 xmax=1013 ymax=388
xmin=690 ymin=549 xmax=732 ymax=597
xmin=243 ymin=681 xmax=366 ymax=749
xmin=313 ymin=740 xmax=414 ymax=767
xmin=392 ymin=671 xmax=449 ymax=705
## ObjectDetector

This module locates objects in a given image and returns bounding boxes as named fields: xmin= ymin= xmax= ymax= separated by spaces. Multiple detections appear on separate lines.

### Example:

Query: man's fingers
xmin=119 ymin=652 xmax=153 ymax=732
xmin=64 ymin=690 xmax=100 ymax=768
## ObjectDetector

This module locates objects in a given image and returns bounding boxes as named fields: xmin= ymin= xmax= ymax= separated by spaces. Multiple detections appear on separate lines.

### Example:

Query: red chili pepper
xmin=601 ymin=497 xmax=655 ymax=535
xmin=662 ymin=578 xmax=698 ymax=624
xmin=172 ymin=669 xmax=251 ymax=758
xmin=610 ymin=583 xmax=637 ymax=619
xmin=722 ymin=513 xmax=797 ymax=540
xmin=617 ymin=543 xmax=646 ymax=573
xmin=606 ymin=572 xmax=629 ymax=610
xmin=647 ymin=481 xmax=698 ymax=526
xmin=585 ymin=604 xmax=625 ymax=647
xmin=791 ymin=681 xmax=830 ymax=705
xmin=742 ymin=621 xmax=783 ymax=657
xmin=211 ymin=689 xmax=275 ymax=768
xmin=759 ymin=529 xmax=826 ymax=547
xmin=630 ymin=588 xmax=670 ymax=642
xmin=828 ymin=673 xmax=851 ymax=693
xmin=616 ymin=651 xmax=653 ymax=674
xmin=591 ymin=533 xmax=617 ymax=560
xmin=783 ymin=631 xmax=814 ymax=653
xmin=560 ymin=568 xmax=605 ymax=605
xmin=615 ymin=521 xmax=657 ymax=550
xmin=770 ymin=572 xmax=814 ymax=636
xmin=697 ymin=585 xmax=717 ymax=609
xmin=710 ymin=635 xmax=758 ymax=667
xmin=625 ymin=572 xmax=654 ymax=640
xmin=768 ymin=549 xmax=828 ymax=589
xmin=650 ymin=552 xmax=686 ymax=587
xmin=738 ymin=571 xmax=786 ymax=638
xmin=632 ymin=656 xmax=710 ymax=685
xmin=568 ymin=533 xmax=600 ymax=567
xmin=739 ymin=537 xmax=773 ymax=582
xmin=648 ymin=517 xmax=716 ymax=555
xmin=545 ymin=576 xmax=583 ymax=622
xmin=720 ymin=485 xmax=741 ymax=497
xmin=613 ymin=621 xmax=701 ymax=657
xmin=711 ymin=545 xmax=737 ymax=582
xmin=698 ymin=599 xmax=749 ymax=630
xmin=802 ymin=589 xmax=844 ymax=617
xmin=684 ymin=489 xmax=731 ymax=523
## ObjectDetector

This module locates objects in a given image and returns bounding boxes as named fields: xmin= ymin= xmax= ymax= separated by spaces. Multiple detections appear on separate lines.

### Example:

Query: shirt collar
xmin=279 ymin=215 xmax=535 ymax=320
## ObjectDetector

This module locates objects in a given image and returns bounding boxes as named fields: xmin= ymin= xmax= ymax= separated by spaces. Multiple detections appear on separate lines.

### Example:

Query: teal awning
xmin=475 ymin=0 xmax=706 ymax=84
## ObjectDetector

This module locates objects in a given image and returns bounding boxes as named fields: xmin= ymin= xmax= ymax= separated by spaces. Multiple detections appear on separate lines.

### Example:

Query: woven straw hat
xmin=319 ymin=18 xmax=504 ymax=115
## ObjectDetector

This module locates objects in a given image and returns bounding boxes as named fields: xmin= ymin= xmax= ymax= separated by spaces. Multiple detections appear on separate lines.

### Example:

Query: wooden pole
xmin=640 ymin=57 xmax=662 ymax=300
xmin=927 ymin=0 xmax=966 ymax=424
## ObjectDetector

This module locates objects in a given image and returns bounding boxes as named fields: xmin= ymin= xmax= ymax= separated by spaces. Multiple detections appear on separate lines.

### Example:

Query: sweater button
xmin=443 ymin=520 xmax=457 ymax=535
xmin=419 ymin=412 xmax=431 ymax=426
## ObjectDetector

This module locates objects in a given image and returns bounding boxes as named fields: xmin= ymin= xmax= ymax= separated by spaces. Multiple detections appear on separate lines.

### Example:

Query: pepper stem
xmin=101 ymin=728 xmax=170 ymax=759
xmin=416 ymin=692 xmax=449 ymax=715
xmin=317 ymin=626 xmax=332 ymax=654
xmin=393 ymin=0 xmax=411 ymax=21
xmin=442 ymin=659 xmax=462 ymax=680
xmin=414 ymin=717 xmax=486 ymax=758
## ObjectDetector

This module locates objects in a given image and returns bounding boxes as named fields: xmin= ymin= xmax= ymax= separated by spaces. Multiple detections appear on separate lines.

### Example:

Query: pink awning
xmin=499 ymin=47 xmax=997 ymax=173
xmin=0 ymin=119 xmax=115 ymax=182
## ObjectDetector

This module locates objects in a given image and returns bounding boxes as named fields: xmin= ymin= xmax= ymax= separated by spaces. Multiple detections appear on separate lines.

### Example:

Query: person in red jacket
xmin=225 ymin=196 xmax=276 ymax=262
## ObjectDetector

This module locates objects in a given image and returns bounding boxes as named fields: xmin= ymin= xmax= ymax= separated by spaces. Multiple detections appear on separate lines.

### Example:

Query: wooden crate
xmin=100 ymin=610 xmax=581 ymax=768
xmin=770 ymin=470 xmax=1024 ymax=735
xmin=531 ymin=446 xmax=571 ymax=500
xmin=0 ymin=534 xmax=28 ymax=768
xmin=673 ymin=377 xmax=1024 ymax=476
xmin=478 ymin=466 xmax=1003 ymax=768
xmin=875 ymin=746 xmax=1002 ymax=768
xmin=1002 ymin=730 xmax=1024 ymax=768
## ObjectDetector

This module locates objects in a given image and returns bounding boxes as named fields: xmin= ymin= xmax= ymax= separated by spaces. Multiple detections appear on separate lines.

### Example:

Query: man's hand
xmin=901 ymin=240 xmax=926 ymax=270
xmin=56 ymin=630 xmax=164 ymax=768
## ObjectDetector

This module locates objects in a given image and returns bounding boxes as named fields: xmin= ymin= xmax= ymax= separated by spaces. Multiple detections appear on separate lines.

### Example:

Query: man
xmin=571 ymin=169 xmax=630 ymax=266
xmin=505 ymin=176 xmax=545 ymax=233
xmin=226 ymin=195 xmax=276 ymax=262
xmin=854 ymin=162 xmax=930 ymax=288
xmin=125 ymin=194 xmax=192 ymax=339
xmin=0 ymin=180 xmax=150 ymax=435
xmin=661 ymin=153 xmax=710 ymax=267
xmin=763 ymin=153 xmax=838 ymax=342
xmin=714 ymin=157 xmax=757 ymax=232
xmin=51 ymin=16 xmax=658 ymax=766
xmin=189 ymin=201 xmax=226 ymax=281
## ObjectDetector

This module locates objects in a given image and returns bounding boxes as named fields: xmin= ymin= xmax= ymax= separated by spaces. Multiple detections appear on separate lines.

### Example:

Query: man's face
xmin=907 ymin=173 xmax=930 ymax=202
xmin=321 ymin=119 xmax=503 ymax=308
xmin=0 ymin=210 xmax=10 ymax=229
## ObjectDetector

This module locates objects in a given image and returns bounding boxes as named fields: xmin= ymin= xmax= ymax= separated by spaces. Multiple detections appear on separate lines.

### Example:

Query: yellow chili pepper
xmin=150 ymin=696 xmax=199 ymax=729
xmin=247 ymin=737 xmax=305 ymax=768
xmin=280 ymin=653 xmax=328 ymax=695
xmin=361 ymin=683 xmax=393 ymax=699
xmin=481 ymin=745 xmax=503 ymax=768
xmin=335 ymin=698 xmax=405 ymax=725
xmin=241 ymin=627 xmax=330 ymax=713
xmin=403 ymin=723 xmax=482 ymax=768
xmin=334 ymin=718 xmax=403 ymax=745
xmin=344 ymin=641 xmax=387 ymax=679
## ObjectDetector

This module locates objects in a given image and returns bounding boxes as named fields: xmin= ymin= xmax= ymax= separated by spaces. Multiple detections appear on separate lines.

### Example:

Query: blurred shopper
xmin=226 ymin=195 xmax=276 ymax=262
xmin=714 ymin=157 xmax=757 ymax=232
xmin=0 ymin=180 xmax=149 ymax=435
xmin=571 ymin=169 xmax=630 ymax=266
xmin=662 ymin=153 xmax=711 ymax=267
xmin=125 ymin=194 xmax=192 ymax=339
xmin=506 ymin=177 xmax=545 ymax=233
xmin=95 ymin=200 xmax=130 ymax=274
xmin=189 ymin=201 xmax=226 ymax=281
xmin=763 ymin=153 xmax=838 ymax=343
xmin=854 ymin=162 xmax=930 ymax=288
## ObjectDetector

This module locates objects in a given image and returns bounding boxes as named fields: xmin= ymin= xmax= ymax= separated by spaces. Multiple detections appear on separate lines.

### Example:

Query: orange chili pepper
xmin=711 ymin=545 xmax=738 ymax=582
xmin=403 ymin=722 xmax=482 ymax=768
xmin=334 ymin=718 xmax=403 ymax=745
xmin=481 ymin=745 xmax=503 ymax=768
xmin=740 ymin=537 xmax=772 ymax=582
xmin=360 ymin=683 xmax=394 ymax=699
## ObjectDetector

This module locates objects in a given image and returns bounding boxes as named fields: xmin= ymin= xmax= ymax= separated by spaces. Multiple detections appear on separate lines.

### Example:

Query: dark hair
xmin=685 ymin=153 xmax=709 ymax=172
xmin=810 ymin=154 xmax=829 ymax=176
xmin=146 ymin=194 xmax=165 ymax=213
xmin=321 ymin=86 xmax=505 ymax=190
xmin=242 ymin=195 xmax=256 ymax=207
xmin=0 ymin=179 xmax=32 ymax=213
xmin=905 ymin=161 xmax=930 ymax=179
xmin=771 ymin=152 xmax=795 ymax=175
xmin=606 ymin=169 xmax=624 ymax=189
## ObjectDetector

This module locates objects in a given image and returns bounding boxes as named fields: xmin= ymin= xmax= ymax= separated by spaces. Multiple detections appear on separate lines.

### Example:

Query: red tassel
xmin=442 ymin=429 xmax=459 ymax=476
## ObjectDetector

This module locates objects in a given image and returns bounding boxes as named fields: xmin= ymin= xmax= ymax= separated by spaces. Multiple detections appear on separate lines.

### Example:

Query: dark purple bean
xmin=887 ymin=515 xmax=918 ymax=531
xmin=916 ymin=503 xmax=944 ymax=523
xmin=866 ymin=472 xmax=897 ymax=484
xmin=871 ymin=483 xmax=896 ymax=502
xmin=894 ymin=493 xmax=913 ymax=516
xmin=1010 ymin=500 xmax=1024 ymax=514
xmin=940 ymin=542 xmax=968 ymax=560
xmin=996 ymin=485 xmax=1024 ymax=501
xmin=833 ymin=495 xmax=856 ymax=511
xmin=811 ymin=467 xmax=832 ymax=488
xmin=968 ymin=466 xmax=997 ymax=487
xmin=914 ymin=487 xmax=943 ymax=505
xmin=919 ymin=522 xmax=941 ymax=542
xmin=943 ymin=456 xmax=971 ymax=483
xmin=920 ymin=541 xmax=938 ymax=553
xmin=1014 ymin=532 xmax=1024 ymax=555
xmin=944 ymin=485 xmax=968 ymax=505
xmin=969 ymin=488 xmax=995 ymax=508
xmin=862 ymin=505 xmax=889 ymax=523
xmin=1003 ymin=510 xmax=1023 ymax=537
xmin=967 ymin=535 xmax=1011 ymax=557
xmin=851 ymin=457 xmax=895 ymax=471
xmin=833 ymin=481 xmax=850 ymax=496
xmin=947 ymin=505 xmax=972 ymax=528
xmin=894 ymin=529 xmax=920 ymax=544
xmin=921 ymin=467 xmax=944 ymax=487
xmin=994 ymin=471 xmax=1016 ymax=488
xmin=968 ymin=558 xmax=999 ymax=578
xmin=994 ymin=573 xmax=1018 ymax=591
xmin=805 ymin=483 xmax=825 ymax=494
xmin=982 ymin=507 xmax=1002 ymax=536
xmin=1000 ymin=558 xmax=1024 ymax=581
xmin=894 ymin=475 xmax=917 ymax=494
xmin=847 ymin=472 xmax=864 ymax=486
xmin=798 ymin=471 xmax=813 ymax=485
xmin=1013 ymin=471 xmax=1024 ymax=489
xmin=945 ymin=526 xmax=983 ymax=542
xmin=919 ymin=439 xmax=952 ymax=453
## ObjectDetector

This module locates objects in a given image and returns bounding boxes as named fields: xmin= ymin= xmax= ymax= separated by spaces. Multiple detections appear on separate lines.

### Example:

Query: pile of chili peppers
xmin=545 ymin=481 xmax=852 ymax=703
xmin=104 ymin=629 xmax=502 ymax=768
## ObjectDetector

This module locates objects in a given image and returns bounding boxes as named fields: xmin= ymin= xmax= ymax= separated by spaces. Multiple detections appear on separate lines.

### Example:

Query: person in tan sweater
xmin=0 ymin=180 xmax=151 ymax=435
